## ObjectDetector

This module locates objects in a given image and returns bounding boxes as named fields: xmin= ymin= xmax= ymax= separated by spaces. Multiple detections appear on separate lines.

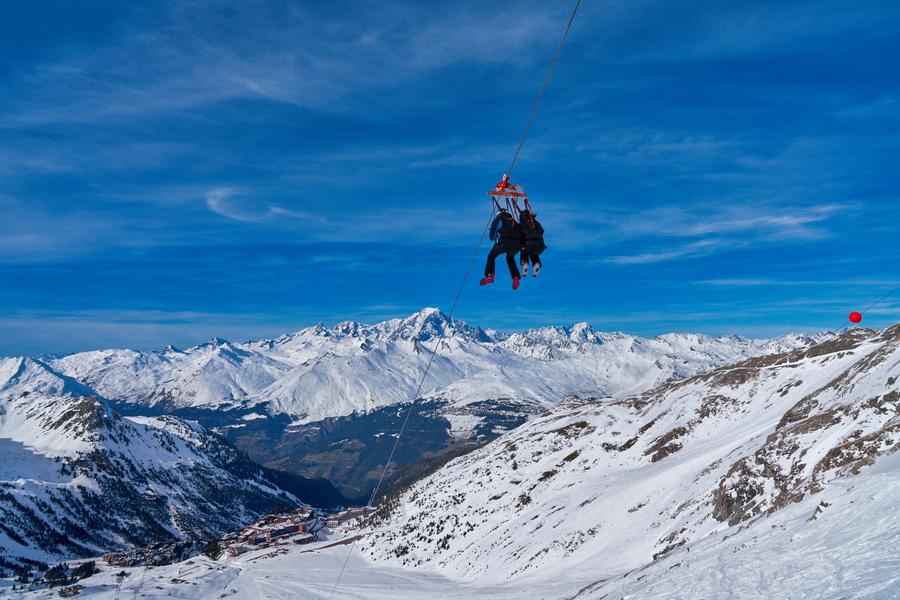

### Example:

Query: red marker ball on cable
xmin=849 ymin=311 xmax=863 ymax=324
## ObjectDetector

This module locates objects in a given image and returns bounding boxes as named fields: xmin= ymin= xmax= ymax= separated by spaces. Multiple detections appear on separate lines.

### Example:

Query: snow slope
xmin=48 ymin=309 xmax=826 ymax=424
xmin=0 ymin=357 xmax=98 ymax=457
xmin=16 ymin=449 xmax=899 ymax=600
xmin=14 ymin=440 xmax=898 ymax=600
xmin=359 ymin=325 xmax=900 ymax=588
xmin=0 ymin=358 xmax=298 ymax=569
xmin=573 ymin=451 xmax=900 ymax=599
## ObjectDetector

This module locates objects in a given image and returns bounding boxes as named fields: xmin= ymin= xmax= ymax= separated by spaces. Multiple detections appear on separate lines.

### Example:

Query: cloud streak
xmin=605 ymin=239 xmax=722 ymax=265
xmin=2 ymin=1 xmax=566 ymax=127
xmin=204 ymin=188 xmax=323 ymax=224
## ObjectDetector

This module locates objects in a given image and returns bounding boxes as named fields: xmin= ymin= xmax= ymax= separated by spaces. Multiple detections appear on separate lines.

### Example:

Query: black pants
xmin=485 ymin=242 xmax=521 ymax=278
xmin=520 ymin=242 xmax=546 ymax=267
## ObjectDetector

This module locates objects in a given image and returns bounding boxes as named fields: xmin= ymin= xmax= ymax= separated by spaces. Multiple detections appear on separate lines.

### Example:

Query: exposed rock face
xmin=712 ymin=328 xmax=900 ymax=526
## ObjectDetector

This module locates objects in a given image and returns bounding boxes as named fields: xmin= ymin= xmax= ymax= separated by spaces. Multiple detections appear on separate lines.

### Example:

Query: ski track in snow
xmin=13 ymin=542 xmax=582 ymax=600
xmin=586 ymin=456 xmax=900 ymax=600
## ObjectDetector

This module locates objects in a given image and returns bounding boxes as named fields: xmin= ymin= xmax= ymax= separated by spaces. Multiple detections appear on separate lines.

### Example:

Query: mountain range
xmin=49 ymin=308 xmax=825 ymax=425
xmin=42 ymin=308 xmax=826 ymax=498
xmin=0 ymin=308 xmax=832 ymax=573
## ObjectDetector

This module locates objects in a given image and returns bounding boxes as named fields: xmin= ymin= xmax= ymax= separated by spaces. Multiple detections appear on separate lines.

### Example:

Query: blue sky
xmin=2 ymin=0 xmax=900 ymax=355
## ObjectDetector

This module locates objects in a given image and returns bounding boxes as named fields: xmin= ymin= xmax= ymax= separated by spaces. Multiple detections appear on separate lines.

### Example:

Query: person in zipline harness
xmin=518 ymin=210 xmax=546 ymax=277
xmin=480 ymin=208 xmax=522 ymax=289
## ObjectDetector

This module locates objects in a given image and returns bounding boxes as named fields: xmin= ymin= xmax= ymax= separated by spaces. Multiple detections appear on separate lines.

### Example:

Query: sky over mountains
xmin=2 ymin=0 xmax=900 ymax=354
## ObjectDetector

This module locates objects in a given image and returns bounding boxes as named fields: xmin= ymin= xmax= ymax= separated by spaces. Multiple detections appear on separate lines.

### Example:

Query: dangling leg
xmin=528 ymin=243 xmax=544 ymax=277
xmin=505 ymin=248 xmax=521 ymax=289
xmin=519 ymin=248 xmax=529 ymax=277
xmin=481 ymin=244 xmax=502 ymax=285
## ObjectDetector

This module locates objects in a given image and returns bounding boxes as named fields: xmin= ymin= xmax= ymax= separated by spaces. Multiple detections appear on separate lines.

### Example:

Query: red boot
xmin=512 ymin=276 xmax=521 ymax=290
xmin=480 ymin=274 xmax=495 ymax=286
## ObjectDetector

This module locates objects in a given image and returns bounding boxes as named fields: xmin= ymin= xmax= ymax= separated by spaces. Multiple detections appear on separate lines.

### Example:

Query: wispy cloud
xmin=203 ymin=186 xmax=490 ymax=244
xmin=556 ymin=200 xmax=850 ymax=263
xmin=0 ymin=140 xmax=197 ymax=177
xmin=205 ymin=188 xmax=323 ymax=224
xmin=584 ymin=0 xmax=900 ymax=64
xmin=698 ymin=277 xmax=900 ymax=288
xmin=3 ymin=1 xmax=564 ymax=127
xmin=624 ymin=202 xmax=847 ymax=239
xmin=605 ymin=239 xmax=723 ymax=265
xmin=0 ymin=195 xmax=117 ymax=262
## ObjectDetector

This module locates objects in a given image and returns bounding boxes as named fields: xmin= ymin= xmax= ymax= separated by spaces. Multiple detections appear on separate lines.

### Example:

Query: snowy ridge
xmin=360 ymin=325 xmax=900 ymax=589
xmin=48 ymin=308 xmax=827 ymax=424
xmin=0 ymin=358 xmax=298 ymax=569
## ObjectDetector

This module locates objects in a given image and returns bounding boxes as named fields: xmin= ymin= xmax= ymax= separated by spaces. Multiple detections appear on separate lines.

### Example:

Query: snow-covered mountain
xmin=360 ymin=325 xmax=900 ymax=593
xmin=41 ymin=310 xmax=828 ymax=499
xmin=0 ymin=357 xmax=299 ymax=570
xmin=17 ymin=325 xmax=898 ymax=600
xmin=49 ymin=308 xmax=826 ymax=425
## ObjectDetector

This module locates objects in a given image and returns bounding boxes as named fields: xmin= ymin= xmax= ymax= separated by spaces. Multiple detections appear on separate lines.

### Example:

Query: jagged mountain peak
xmin=376 ymin=308 xmax=478 ymax=342
xmin=319 ymin=308 xmax=483 ymax=344
xmin=517 ymin=322 xmax=603 ymax=344
xmin=0 ymin=361 xmax=114 ymax=459
xmin=200 ymin=336 xmax=234 ymax=350
xmin=186 ymin=337 xmax=255 ymax=359
xmin=570 ymin=321 xmax=596 ymax=336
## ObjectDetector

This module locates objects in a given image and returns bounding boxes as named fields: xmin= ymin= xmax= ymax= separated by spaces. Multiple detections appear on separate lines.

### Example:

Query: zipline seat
xmin=488 ymin=174 xmax=537 ymax=227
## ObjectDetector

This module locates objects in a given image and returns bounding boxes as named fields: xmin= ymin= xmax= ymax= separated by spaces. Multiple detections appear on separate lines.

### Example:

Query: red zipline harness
xmin=488 ymin=174 xmax=537 ymax=228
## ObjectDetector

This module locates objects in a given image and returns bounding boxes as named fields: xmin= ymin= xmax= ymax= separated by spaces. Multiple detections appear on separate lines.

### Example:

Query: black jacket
xmin=518 ymin=211 xmax=545 ymax=244
xmin=490 ymin=211 xmax=519 ymax=243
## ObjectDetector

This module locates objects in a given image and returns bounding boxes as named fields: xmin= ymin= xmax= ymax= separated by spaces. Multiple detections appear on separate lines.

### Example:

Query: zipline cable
xmin=507 ymin=0 xmax=582 ymax=179
xmin=707 ymin=281 xmax=900 ymax=425
xmin=362 ymin=207 xmax=496 ymax=512
xmin=859 ymin=283 xmax=900 ymax=316
xmin=829 ymin=283 xmax=900 ymax=335
xmin=327 ymin=3 xmax=582 ymax=595
xmin=326 ymin=207 xmax=495 ymax=600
